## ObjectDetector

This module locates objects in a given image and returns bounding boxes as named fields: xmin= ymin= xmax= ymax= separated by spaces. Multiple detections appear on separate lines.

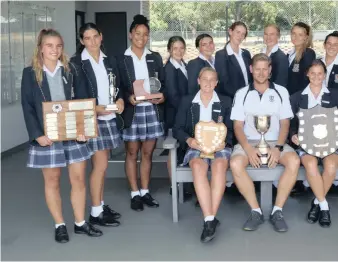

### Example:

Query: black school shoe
xmin=318 ymin=210 xmax=331 ymax=228
xmin=103 ymin=204 xmax=121 ymax=219
xmin=131 ymin=195 xmax=144 ymax=211
xmin=200 ymin=218 xmax=220 ymax=243
xmin=141 ymin=193 xmax=159 ymax=208
xmin=89 ymin=211 xmax=120 ymax=227
xmin=55 ymin=225 xmax=69 ymax=243
xmin=307 ymin=199 xmax=320 ymax=224
xmin=74 ymin=222 xmax=103 ymax=237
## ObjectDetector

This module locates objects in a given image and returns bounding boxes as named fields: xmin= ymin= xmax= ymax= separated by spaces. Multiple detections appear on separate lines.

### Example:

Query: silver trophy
xmin=254 ymin=115 xmax=271 ymax=165
xmin=135 ymin=72 xmax=162 ymax=101
xmin=106 ymin=72 xmax=119 ymax=111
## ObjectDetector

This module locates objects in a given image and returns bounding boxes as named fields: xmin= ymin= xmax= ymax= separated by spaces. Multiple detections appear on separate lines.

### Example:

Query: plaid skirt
xmin=88 ymin=118 xmax=122 ymax=152
xmin=122 ymin=105 xmax=164 ymax=141
xmin=183 ymin=147 xmax=232 ymax=166
xmin=296 ymin=148 xmax=338 ymax=159
xmin=27 ymin=140 xmax=92 ymax=168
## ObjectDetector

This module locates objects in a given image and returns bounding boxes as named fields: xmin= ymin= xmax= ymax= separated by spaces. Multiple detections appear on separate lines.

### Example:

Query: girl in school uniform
xmin=262 ymin=24 xmax=289 ymax=87
xmin=187 ymin=34 xmax=215 ymax=95
xmin=173 ymin=67 xmax=233 ymax=243
xmin=21 ymin=29 xmax=102 ymax=243
xmin=322 ymin=31 xmax=338 ymax=89
xmin=287 ymin=22 xmax=316 ymax=95
xmin=164 ymin=36 xmax=192 ymax=198
xmin=290 ymin=60 xmax=338 ymax=228
xmin=215 ymin=21 xmax=252 ymax=99
xmin=71 ymin=23 xmax=123 ymax=228
xmin=116 ymin=15 xmax=165 ymax=211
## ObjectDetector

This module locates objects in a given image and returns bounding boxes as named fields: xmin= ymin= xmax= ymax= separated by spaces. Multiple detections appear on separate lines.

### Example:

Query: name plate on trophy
xmin=42 ymin=98 xmax=98 ymax=141
xmin=195 ymin=121 xmax=227 ymax=159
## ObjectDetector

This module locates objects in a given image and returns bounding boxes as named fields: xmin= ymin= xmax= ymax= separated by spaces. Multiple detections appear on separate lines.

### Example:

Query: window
xmin=1 ymin=1 xmax=55 ymax=106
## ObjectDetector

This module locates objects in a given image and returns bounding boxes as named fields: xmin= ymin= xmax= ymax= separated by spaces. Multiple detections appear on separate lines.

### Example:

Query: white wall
xmin=75 ymin=1 xmax=87 ymax=13
xmin=1 ymin=1 xmax=76 ymax=152
xmin=86 ymin=1 xmax=141 ymax=44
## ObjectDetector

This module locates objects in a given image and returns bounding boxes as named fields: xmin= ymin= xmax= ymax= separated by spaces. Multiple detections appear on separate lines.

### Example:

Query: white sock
xmin=314 ymin=198 xmax=319 ymax=205
xmin=204 ymin=215 xmax=215 ymax=222
xmin=319 ymin=199 xmax=329 ymax=211
xmin=252 ymin=208 xmax=262 ymax=215
xmin=131 ymin=190 xmax=140 ymax=198
xmin=273 ymin=180 xmax=279 ymax=188
xmin=140 ymin=189 xmax=149 ymax=197
xmin=101 ymin=200 xmax=104 ymax=206
xmin=226 ymin=182 xmax=233 ymax=187
xmin=91 ymin=205 xmax=103 ymax=217
xmin=271 ymin=206 xmax=282 ymax=215
xmin=55 ymin=223 xmax=65 ymax=229
xmin=75 ymin=220 xmax=85 ymax=227
xmin=303 ymin=180 xmax=310 ymax=188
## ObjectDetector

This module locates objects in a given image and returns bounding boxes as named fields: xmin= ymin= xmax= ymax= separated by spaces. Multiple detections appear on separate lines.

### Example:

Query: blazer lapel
xmin=40 ymin=72 xmax=52 ymax=101
xmin=242 ymin=51 xmax=251 ymax=81
xmin=299 ymin=94 xmax=309 ymax=109
xmin=61 ymin=67 xmax=72 ymax=100
xmin=124 ymin=56 xmax=136 ymax=89
xmin=211 ymin=102 xmax=222 ymax=123
xmin=81 ymin=60 xmax=97 ymax=96
xmin=191 ymin=103 xmax=200 ymax=134
xmin=146 ymin=53 xmax=156 ymax=78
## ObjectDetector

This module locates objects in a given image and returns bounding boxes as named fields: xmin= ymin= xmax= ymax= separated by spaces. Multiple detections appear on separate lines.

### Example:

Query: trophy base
xmin=200 ymin=152 xmax=215 ymax=159
xmin=105 ymin=104 xmax=118 ymax=111
xmin=136 ymin=93 xmax=162 ymax=101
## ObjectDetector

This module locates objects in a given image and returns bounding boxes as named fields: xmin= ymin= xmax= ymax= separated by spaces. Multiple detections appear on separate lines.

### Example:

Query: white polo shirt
xmin=82 ymin=48 xmax=115 ymax=120
xmin=43 ymin=60 xmax=63 ymax=77
xmin=302 ymin=83 xmax=330 ymax=108
xmin=198 ymin=53 xmax=215 ymax=69
xmin=125 ymin=46 xmax=152 ymax=106
xmin=321 ymin=54 xmax=338 ymax=87
xmin=226 ymin=44 xmax=248 ymax=86
xmin=170 ymin=57 xmax=187 ymax=79
xmin=261 ymin=44 xmax=279 ymax=57
xmin=230 ymin=83 xmax=294 ymax=140
xmin=192 ymin=90 xmax=220 ymax=122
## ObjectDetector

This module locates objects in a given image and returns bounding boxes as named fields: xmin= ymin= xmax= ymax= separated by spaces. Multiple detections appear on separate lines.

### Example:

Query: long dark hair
xmin=76 ymin=23 xmax=105 ymax=55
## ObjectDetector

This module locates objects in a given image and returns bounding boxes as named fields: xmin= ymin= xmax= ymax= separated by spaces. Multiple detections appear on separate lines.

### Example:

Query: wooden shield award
xmin=195 ymin=121 xmax=227 ymax=159
xmin=297 ymin=105 xmax=338 ymax=158
xmin=134 ymin=72 xmax=162 ymax=101
xmin=42 ymin=98 xmax=98 ymax=141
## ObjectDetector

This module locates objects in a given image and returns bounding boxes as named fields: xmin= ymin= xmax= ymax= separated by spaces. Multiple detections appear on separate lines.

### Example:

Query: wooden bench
xmin=163 ymin=136 xmax=338 ymax=222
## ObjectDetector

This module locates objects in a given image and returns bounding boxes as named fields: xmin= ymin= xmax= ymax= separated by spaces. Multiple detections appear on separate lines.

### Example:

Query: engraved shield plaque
xmin=297 ymin=105 xmax=338 ymax=158
xmin=195 ymin=121 xmax=227 ymax=159
xmin=42 ymin=98 xmax=98 ymax=141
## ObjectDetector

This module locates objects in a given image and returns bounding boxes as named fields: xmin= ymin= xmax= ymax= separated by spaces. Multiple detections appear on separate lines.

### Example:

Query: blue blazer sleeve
xmin=164 ymin=64 xmax=180 ymax=109
xmin=220 ymin=95 xmax=234 ymax=146
xmin=21 ymin=68 xmax=44 ymax=141
xmin=69 ymin=61 xmax=89 ymax=99
xmin=173 ymin=96 xmax=191 ymax=145
xmin=215 ymin=50 xmax=228 ymax=96
xmin=272 ymin=50 xmax=289 ymax=87
xmin=289 ymin=91 xmax=301 ymax=141
xmin=187 ymin=59 xmax=201 ymax=95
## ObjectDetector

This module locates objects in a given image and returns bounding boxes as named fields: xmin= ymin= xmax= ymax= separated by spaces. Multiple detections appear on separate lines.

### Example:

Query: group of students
xmin=21 ymin=13 xmax=338 ymax=244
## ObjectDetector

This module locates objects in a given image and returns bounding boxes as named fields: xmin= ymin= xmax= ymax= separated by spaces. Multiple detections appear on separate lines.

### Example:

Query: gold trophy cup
xmin=254 ymin=115 xmax=271 ymax=165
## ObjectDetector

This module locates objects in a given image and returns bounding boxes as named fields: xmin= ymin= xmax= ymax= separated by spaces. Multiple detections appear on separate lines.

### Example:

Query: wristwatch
xmin=275 ymin=145 xmax=284 ymax=152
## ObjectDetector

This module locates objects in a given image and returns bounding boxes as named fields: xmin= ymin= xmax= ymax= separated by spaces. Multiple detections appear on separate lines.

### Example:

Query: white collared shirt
xmin=226 ymin=44 xmax=248 ymax=85
xmin=192 ymin=90 xmax=220 ymax=122
xmin=321 ymin=54 xmax=338 ymax=87
xmin=301 ymin=83 xmax=330 ymax=108
xmin=198 ymin=53 xmax=215 ymax=69
xmin=82 ymin=48 xmax=115 ymax=120
xmin=125 ymin=46 xmax=152 ymax=106
xmin=170 ymin=57 xmax=187 ymax=79
xmin=288 ymin=48 xmax=296 ymax=66
xmin=261 ymin=44 xmax=279 ymax=57
xmin=43 ymin=60 xmax=63 ymax=78
xmin=231 ymin=83 xmax=294 ymax=141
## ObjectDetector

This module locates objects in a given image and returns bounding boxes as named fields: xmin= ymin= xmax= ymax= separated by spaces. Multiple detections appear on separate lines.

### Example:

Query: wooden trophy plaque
xmin=195 ymin=121 xmax=227 ymax=159
xmin=42 ymin=98 xmax=98 ymax=141
xmin=133 ymin=79 xmax=162 ymax=101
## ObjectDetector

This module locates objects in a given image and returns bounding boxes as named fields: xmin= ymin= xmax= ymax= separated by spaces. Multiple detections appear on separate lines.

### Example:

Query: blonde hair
xmin=32 ymin=29 xmax=69 ymax=85
xmin=198 ymin=67 xmax=218 ymax=80
xmin=292 ymin=22 xmax=313 ymax=63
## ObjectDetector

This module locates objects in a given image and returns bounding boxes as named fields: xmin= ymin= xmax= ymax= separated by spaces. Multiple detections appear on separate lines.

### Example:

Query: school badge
xmin=334 ymin=73 xmax=338 ymax=84
xmin=292 ymin=63 xmax=300 ymax=73
xmin=297 ymin=105 xmax=338 ymax=158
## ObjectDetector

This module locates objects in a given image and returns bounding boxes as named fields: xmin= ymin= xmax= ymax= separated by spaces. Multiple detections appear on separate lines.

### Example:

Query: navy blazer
xmin=116 ymin=50 xmax=165 ymax=129
xmin=327 ymin=63 xmax=338 ymax=89
xmin=187 ymin=57 xmax=212 ymax=95
xmin=287 ymin=48 xmax=316 ymax=95
xmin=173 ymin=93 xmax=234 ymax=151
xmin=270 ymin=48 xmax=289 ymax=87
xmin=21 ymin=63 xmax=84 ymax=145
xmin=289 ymin=87 xmax=338 ymax=143
xmin=70 ymin=54 xmax=124 ymax=130
xmin=164 ymin=60 xmax=188 ymax=129
xmin=215 ymin=46 xmax=252 ymax=99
